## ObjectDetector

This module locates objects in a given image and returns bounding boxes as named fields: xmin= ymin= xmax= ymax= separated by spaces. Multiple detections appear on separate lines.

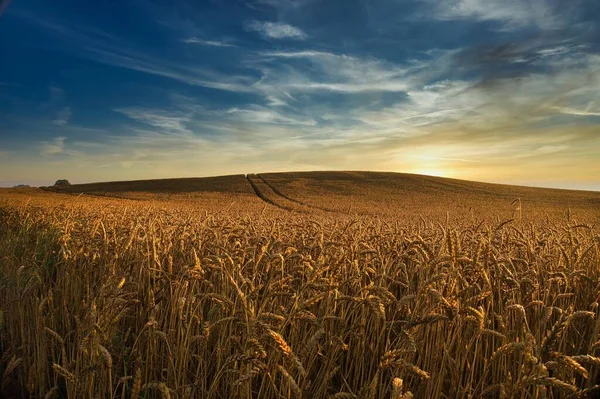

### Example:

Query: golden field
xmin=1 ymin=172 xmax=600 ymax=398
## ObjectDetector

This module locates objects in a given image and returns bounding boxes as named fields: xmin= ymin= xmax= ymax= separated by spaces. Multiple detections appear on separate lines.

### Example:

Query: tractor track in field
xmin=256 ymin=174 xmax=336 ymax=213
xmin=256 ymin=174 xmax=309 ymax=206
xmin=246 ymin=174 xmax=297 ymax=212
xmin=246 ymin=173 xmax=336 ymax=213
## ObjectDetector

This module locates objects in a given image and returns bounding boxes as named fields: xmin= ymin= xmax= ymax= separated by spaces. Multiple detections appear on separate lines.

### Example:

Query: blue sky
xmin=1 ymin=0 xmax=599 ymax=189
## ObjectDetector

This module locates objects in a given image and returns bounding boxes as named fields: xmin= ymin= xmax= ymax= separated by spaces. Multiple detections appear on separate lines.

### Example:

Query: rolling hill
xmin=42 ymin=171 xmax=600 ymax=222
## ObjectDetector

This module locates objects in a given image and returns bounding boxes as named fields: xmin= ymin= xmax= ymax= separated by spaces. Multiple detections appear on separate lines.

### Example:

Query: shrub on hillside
xmin=54 ymin=179 xmax=70 ymax=186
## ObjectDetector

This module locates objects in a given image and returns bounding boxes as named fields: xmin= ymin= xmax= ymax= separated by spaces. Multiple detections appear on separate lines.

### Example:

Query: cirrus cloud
xmin=245 ymin=20 xmax=307 ymax=39
xmin=182 ymin=37 xmax=237 ymax=47
xmin=423 ymin=0 xmax=562 ymax=30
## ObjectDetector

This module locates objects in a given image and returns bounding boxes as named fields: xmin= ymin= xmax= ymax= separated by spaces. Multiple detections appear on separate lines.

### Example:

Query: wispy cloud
xmin=41 ymin=136 xmax=67 ymax=155
xmin=18 ymin=14 xmax=254 ymax=93
xmin=182 ymin=37 xmax=237 ymax=47
xmin=410 ymin=154 xmax=480 ymax=163
xmin=245 ymin=20 xmax=307 ymax=39
xmin=114 ymin=108 xmax=193 ymax=136
xmin=553 ymin=103 xmax=600 ymax=117
xmin=84 ymin=46 xmax=254 ymax=93
xmin=224 ymin=105 xmax=317 ymax=126
xmin=253 ymin=50 xmax=416 ymax=94
xmin=53 ymin=107 xmax=72 ymax=126
xmin=424 ymin=0 xmax=561 ymax=30
xmin=48 ymin=85 xmax=65 ymax=102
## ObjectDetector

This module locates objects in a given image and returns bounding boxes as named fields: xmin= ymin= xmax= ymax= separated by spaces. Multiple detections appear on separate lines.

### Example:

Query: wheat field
xmin=1 ymin=173 xmax=600 ymax=398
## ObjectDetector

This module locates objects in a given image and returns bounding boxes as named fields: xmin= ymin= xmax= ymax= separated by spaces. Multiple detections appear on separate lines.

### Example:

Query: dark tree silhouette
xmin=54 ymin=179 xmax=71 ymax=186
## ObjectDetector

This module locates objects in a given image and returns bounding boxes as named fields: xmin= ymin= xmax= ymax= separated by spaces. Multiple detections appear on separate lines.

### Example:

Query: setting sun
xmin=410 ymin=168 xmax=447 ymax=177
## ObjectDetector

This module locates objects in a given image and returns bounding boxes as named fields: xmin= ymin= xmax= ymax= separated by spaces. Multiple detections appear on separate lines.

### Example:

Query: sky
xmin=0 ymin=0 xmax=599 ymax=190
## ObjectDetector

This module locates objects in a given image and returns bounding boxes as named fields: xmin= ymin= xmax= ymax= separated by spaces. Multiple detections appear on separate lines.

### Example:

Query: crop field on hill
xmin=2 ymin=172 xmax=600 ymax=398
